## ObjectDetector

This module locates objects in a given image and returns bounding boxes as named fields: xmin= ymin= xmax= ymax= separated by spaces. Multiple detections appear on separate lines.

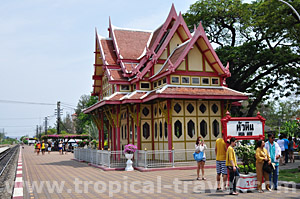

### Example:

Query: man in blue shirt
xmin=265 ymin=133 xmax=281 ymax=190
xmin=283 ymin=134 xmax=289 ymax=164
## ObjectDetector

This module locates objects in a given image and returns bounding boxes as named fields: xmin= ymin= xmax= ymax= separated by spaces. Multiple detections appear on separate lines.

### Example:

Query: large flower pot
xmin=125 ymin=153 xmax=134 ymax=171
xmin=236 ymin=173 xmax=257 ymax=193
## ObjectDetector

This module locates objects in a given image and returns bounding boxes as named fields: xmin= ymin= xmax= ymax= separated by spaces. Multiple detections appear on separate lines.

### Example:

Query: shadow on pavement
xmin=38 ymin=160 xmax=91 ymax=168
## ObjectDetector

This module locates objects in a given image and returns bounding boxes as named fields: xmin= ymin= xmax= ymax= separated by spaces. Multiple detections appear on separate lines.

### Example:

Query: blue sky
xmin=0 ymin=0 xmax=196 ymax=138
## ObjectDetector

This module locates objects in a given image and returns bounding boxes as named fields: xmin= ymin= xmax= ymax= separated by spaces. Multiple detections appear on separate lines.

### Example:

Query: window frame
xmin=181 ymin=76 xmax=190 ymax=85
xmin=191 ymin=77 xmax=200 ymax=85
xmin=171 ymin=76 xmax=180 ymax=84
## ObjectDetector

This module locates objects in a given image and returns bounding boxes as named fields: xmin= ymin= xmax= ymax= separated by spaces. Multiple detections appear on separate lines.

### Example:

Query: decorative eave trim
xmin=197 ymin=22 xmax=229 ymax=76
xmin=132 ymin=4 xmax=178 ymax=75
xmin=96 ymin=31 xmax=109 ymax=65
xmin=137 ymin=31 xmax=154 ymax=60
xmin=109 ymin=20 xmax=123 ymax=60
xmin=150 ymin=39 xmax=191 ymax=81
xmin=137 ymin=12 xmax=192 ymax=80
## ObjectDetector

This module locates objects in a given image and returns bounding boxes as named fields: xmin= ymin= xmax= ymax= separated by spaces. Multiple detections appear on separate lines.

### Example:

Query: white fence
xmin=74 ymin=148 xmax=216 ymax=169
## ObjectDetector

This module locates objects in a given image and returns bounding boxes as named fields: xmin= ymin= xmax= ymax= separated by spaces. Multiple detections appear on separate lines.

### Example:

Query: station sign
xmin=221 ymin=111 xmax=266 ymax=141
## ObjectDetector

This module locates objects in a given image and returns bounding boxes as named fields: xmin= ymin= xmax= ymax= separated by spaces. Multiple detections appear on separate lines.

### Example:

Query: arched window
xmin=174 ymin=120 xmax=182 ymax=139
xmin=200 ymin=120 xmax=207 ymax=138
xmin=164 ymin=122 xmax=168 ymax=138
xmin=143 ymin=122 xmax=150 ymax=139
xmin=155 ymin=122 xmax=158 ymax=139
xmin=213 ymin=120 xmax=220 ymax=137
xmin=187 ymin=120 xmax=195 ymax=138
xmin=159 ymin=121 xmax=163 ymax=139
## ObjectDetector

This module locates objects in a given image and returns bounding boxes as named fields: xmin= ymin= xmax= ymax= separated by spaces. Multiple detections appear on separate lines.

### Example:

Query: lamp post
xmin=278 ymin=0 xmax=300 ymax=21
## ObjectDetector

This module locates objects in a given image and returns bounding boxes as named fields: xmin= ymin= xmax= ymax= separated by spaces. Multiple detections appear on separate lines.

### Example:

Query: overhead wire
xmin=0 ymin=99 xmax=56 ymax=106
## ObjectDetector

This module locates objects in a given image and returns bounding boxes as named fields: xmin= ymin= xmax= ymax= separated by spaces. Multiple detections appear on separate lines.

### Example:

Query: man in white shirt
xmin=265 ymin=133 xmax=281 ymax=190
xmin=277 ymin=135 xmax=285 ymax=165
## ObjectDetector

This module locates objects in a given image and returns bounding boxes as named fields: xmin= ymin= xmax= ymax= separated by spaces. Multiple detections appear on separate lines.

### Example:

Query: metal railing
xmin=74 ymin=148 xmax=216 ymax=169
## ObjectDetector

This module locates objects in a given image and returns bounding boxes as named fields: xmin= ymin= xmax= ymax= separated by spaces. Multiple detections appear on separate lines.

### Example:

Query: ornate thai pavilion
xmin=83 ymin=5 xmax=248 ymax=152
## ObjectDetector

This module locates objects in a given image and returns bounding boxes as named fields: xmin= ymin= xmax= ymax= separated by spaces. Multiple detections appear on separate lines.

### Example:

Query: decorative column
xmin=151 ymin=103 xmax=155 ymax=150
xmin=167 ymin=99 xmax=173 ymax=160
xmin=116 ymin=105 xmax=121 ymax=151
xmin=112 ymin=107 xmax=116 ymax=151
xmin=127 ymin=106 xmax=130 ymax=144
xmin=101 ymin=111 xmax=105 ymax=149
xmin=136 ymin=104 xmax=141 ymax=150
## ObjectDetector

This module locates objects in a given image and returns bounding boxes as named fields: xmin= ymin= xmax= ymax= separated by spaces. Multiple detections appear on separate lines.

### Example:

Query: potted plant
xmin=235 ymin=144 xmax=257 ymax=192
xmin=124 ymin=144 xmax=137 ymax=171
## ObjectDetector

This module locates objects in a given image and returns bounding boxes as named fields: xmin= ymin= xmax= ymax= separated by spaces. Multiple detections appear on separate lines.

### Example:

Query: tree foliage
xmin=74 ymin=94 xmax=98 ymax=134
xmin=259 ymin=97 xmax=300 ymax=136
xmin=183 ymin=0 xmax=300 ymax=116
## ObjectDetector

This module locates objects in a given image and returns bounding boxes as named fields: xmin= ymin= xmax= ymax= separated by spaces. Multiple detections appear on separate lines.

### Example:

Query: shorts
xmin=48 ymin=147 xmax=51 ymax=151
xmin=59 ymin=147 xmax=63 ymax=150
xmin=41 ymin=149 xmax=45 ymax=152
xmin=216 ymin=160 xmax=227 ymax=175
xmin=197 ymin=157 xmax=206 ymax=162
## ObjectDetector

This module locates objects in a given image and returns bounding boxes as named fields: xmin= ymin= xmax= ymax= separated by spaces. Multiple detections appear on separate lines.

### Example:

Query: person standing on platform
xmin=215 ymin=135 xmax=227 ymax=190
xmin=48 ymin=142 xmax=52 ymax=154
xmin=59 ymin=141 xmax=63 ymax=155
xmin=256 ymin=139 xmax=271 ymax=193
xmin=195 ymin=136 xmax=207 ymax=180
xmin=34 ymin=142 xmax=37 ymax=153
xmin=36 ymin=141 xmax=41 ymax=155
xmin=41 ymin=141 xmax=46 ymax=155
xmin=288 ymin=136 xmax=294 ymax=163
xmin=226 ymin=137 xmax=239 ymax=195
xmin=265 ymin=133 xmax=281 ymax=190
xmin=65 ymin=142 xmax=69 ymax=154
xmin=277 ymin=135 xmax=285 ymax=165
xmin=283 ymin=134 xmax=289 ymax=164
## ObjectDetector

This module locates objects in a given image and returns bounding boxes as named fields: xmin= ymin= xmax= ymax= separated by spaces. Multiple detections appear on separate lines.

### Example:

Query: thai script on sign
xmin=236 ymin=122 xmax=254 ymax=136
xmin=237 ymin=122 xmax=254 ymax=131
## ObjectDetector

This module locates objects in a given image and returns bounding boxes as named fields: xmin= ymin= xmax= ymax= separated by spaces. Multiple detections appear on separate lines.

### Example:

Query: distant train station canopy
xmin=41 ymin=134 xmax=90 ymax=140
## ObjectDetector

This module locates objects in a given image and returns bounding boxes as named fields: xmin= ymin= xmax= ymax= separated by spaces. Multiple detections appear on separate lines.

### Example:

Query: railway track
xmin=0 ymin=145 xmax=19 ymax=176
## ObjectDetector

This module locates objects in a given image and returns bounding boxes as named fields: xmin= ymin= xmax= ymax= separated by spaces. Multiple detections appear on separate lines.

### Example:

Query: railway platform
xmin=19 ymin=145 xmax=299 ymax=199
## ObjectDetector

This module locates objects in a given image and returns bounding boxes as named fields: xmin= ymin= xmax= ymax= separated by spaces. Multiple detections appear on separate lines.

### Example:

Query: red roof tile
xmin=109 ymin=93 xmax=127 ymax=101
xmin=123 ymin=63 xmax=138 ymax=73
xmin=149 ymin=25 xmax=162 ymax=50
xmin=100 ymin=39 xmax=118 ymax=65
xmin=127 ymin=92 xmax=147 ymax=100
xmin=114 ymin=29 xmax=151 ymax=60
xmin=108 ymin=69 xmax=128 ymax=81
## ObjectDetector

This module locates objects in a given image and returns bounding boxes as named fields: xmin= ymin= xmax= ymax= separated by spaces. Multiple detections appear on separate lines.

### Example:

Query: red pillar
xmin=127 ymin=106 xmax=130 ymax=144
xmin=101 ymin=111 xmax=104 ymax=149
xmin=112 ymin=107 xmax=116 ymax=151
xmin=116 ymin=105 xmax=121 ymax=151
xmin=151 ymin=103 xmax=155 ymax=150
xmin=107 ymin=121 xmax=110 ymax=150
xmin=136 ymin=104 xmax=141 ymax=150
xmin=167 ymin=100 xmax=173 ymax=161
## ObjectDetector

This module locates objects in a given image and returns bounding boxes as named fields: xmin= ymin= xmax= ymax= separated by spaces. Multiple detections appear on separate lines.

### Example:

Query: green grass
xmin=278 ymin=169 xmax=300 ymax=183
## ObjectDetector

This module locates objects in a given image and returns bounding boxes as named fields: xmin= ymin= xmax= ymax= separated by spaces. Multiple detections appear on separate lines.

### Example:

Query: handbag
xmin=263 ymin=161 xmax=274 ymax=173
xmin=262 ymin=150 xmax=275 ymax=173
xmin=193 ymin=151 xmax=204 ymax=161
